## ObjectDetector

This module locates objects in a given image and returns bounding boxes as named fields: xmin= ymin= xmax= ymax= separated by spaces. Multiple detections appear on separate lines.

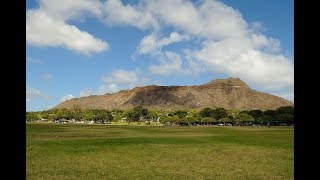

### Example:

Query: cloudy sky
xmin=26 ymin=0 xmax=294 ymax=111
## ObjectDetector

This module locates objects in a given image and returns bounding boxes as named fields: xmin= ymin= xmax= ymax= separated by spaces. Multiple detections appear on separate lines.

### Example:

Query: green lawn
xmin=26 ymin=124 xmax=294 ymax=179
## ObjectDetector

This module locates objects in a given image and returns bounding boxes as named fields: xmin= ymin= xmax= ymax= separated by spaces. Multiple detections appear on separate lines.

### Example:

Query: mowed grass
xmin=26 ymin=124 xmax=293 ymax=179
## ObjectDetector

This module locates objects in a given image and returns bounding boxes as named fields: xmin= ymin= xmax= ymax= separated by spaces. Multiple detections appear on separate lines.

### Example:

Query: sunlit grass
xmin=27 ymin=124 xmax=293 ymax=179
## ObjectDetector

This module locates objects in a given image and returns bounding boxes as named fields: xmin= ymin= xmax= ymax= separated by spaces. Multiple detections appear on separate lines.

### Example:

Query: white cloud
xmin=148 ymin=50 xmax=203 ymax=76
xmin=100 ymin=0 xmax=246 ymax=39
xmin=102 ymin=0 xmax=158 ymax=30
xmin=137 ymin=32 xmax=195 ymax=76
xmin=136 ymin=0 xmax=292 ymax=91
xmin=137 ymin=33 xmax=160 ymax=55
xmin=26 ymin=0 xmax=108 ymax=55
xmin=97 ymin=83 xmax=121 ymax=94
xmin=138 ymin=32 xmax=190 ymax=55
xmin=250 ymin=21 xmax=266 ymax=33
xmin=101 ymin=69 xmax=140 ymax=84
xmin=80 ymin=69 xmax=149 ymax=96
xmin=80 ymin=88 xmax=95 ymax=97
xmin=60 ymin=94 xmax=75 ymax=102
xmin=26 ymin=86 xmax=50 ymax=102
xmin=40 ymin=73 xmax=53 ymax=81
xmin=250 ymin=34 xmax=281 ymax=53
xmin=100 ymin=69 xmax=149 ymax=92
xmin=38 ymin=0 xmax=103 ymax=20
xmin=149 ymin=51 xmax=183 ymax=75
xmin=27 ymin=0 xmax=293 ymax=101
xmin=191 ymin=38 xmax=293 ymax=90
xmin=145 ymin=0 xmax=247 ymax=40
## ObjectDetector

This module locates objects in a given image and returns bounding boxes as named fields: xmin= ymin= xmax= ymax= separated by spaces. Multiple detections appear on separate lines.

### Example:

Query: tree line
xmin=26 ymin=106 xmax=113 ymax=124
xmin=159 ymin=106 xmax=293 ymax=126
xmin=26 ymin=105 xmax=294 ymax=126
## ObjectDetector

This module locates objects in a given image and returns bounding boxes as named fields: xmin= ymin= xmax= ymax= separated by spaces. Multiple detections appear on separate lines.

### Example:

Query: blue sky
xmin=26 ymin=0 xmax=294 ymax=111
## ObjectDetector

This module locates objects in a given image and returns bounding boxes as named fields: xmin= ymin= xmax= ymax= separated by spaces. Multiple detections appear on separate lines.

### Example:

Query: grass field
xmin=26 ymin=124 xmax=294 ymax=179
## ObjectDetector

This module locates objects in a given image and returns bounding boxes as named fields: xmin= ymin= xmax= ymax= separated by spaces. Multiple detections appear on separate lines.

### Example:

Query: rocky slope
xmin=55 ymin=77 xmax=293 ymax=110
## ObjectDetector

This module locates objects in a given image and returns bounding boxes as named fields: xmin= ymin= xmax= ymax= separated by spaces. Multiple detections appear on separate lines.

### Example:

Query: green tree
xmin=276 ymin=106 xmax=294 ymax=115
xmin=78 ymin=109 xmax=112 ymax=123
xmin=146 ymin=110 xmax=158 ymax=125
xmin=39 ymin=111 xmax=49 ymax=120
xmin=172 ymin=110 xmax=188 ymax=119
xmin=255 ymin=115 xmax=273 ymax=125
xmin=105 ymin=110 xmax=114 ymax=122
xmin=202 ymin=117 xmax=217 ymax=125
xmin=160 ymin=115 xmax=179 ymax=125
xmin=126 ymin=106 xmax=148 ymax=124
xmin=239 ymin=110 xmax=248 ymax=114
xmin=181 ymin=116 xmax=197 ymax=126
xmin=263 ymin=110 xmax=277 ymax=118
xmin=213 ymin=108 xmax=228 ymax=120
xmin=82 ymin=109 xmax=95 ymax=121
xmin=248 ymin=110 xmax=263 ymax=119
xmin=234 ymin=113 xmax=254 ymax=124
xmin=26 ymin=112 xmax=41 ymax=122
xmin=126 ymin=111 xmax=135 ymax=124
xmin=160 ymin=116 xmax=171 ymax=125
xmin=92 ymin=109 xmax=113 ymax=123
xmin=55 ymin=108 xmax=72 ymax=120
xmin=219 ymin=117 xmax=233 ymax=125
xmin=71 ymin=105 xmax=82 ymax=121
xmin=110 ymin=109 xmax=124 ymax=122
xmin=171 ymin=115 xmax=181 ymax=125
xmin=191 ymin=111 xmax=202 ymax=125
xmin=199 ymin=108 xmax=214 ymax=118
xmin=276 ymin=113 xmax=294 ymax=125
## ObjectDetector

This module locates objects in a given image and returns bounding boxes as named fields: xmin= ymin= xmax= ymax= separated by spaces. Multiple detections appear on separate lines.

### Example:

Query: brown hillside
xmin=55 ymin=77 xmax=293 ymax=110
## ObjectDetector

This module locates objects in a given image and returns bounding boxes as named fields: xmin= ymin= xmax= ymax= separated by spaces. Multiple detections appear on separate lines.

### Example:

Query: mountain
xmin=55 ymin=77 xmax=293 ymax=110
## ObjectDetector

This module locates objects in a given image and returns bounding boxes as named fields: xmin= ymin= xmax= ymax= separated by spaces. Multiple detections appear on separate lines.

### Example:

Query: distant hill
xmin=55 ymin=77 xmax=293 ymax=110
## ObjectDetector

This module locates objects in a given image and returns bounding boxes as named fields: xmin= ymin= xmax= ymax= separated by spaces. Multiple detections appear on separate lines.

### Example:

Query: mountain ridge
xmin=55 ymin=77 xmax=293 ymax=110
